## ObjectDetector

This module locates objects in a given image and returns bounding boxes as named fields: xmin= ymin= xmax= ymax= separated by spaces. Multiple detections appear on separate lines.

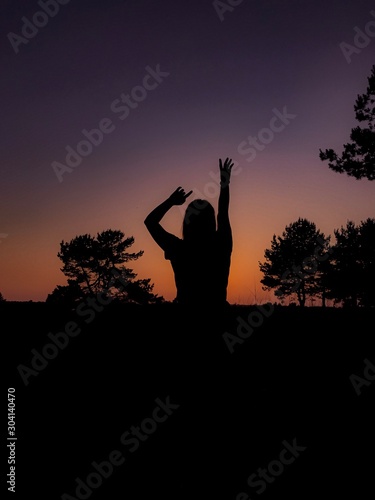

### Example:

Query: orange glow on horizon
xmin=2 ymin=151 xmax=373 ymax=304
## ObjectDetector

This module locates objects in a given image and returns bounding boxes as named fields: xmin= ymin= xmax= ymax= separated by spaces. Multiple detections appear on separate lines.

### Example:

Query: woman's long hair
xmin=182 ymin=199 xmax=216 ymax=244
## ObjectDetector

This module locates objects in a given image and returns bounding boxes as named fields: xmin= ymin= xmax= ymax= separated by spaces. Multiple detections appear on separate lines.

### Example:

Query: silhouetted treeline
xmin=260 ymin=218 xmax=375 ymax=307
xmin=46 ymin=229 xmax=163 ymax=308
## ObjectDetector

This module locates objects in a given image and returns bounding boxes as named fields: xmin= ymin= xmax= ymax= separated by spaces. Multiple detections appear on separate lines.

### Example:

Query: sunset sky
xmin=1 ymin=0 xmax=374 ymax=303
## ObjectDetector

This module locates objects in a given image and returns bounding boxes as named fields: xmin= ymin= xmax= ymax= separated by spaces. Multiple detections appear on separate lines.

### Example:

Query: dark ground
xmin=4 ymin=301 xmax=375 ymax=499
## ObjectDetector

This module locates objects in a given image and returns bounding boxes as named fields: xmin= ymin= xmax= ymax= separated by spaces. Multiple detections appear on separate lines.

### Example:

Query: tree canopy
xmin=260 ymin=218 xmax=375 ymax=307
xmin=319 ymin=64 xmax=375 ymax=180
xmin=259 ymin=218 xmax=331 ymax=307
xmin=47 ymin=229 xmax=163 ymax=306
xmin=326 ymin=218 xmax=375 ymax=307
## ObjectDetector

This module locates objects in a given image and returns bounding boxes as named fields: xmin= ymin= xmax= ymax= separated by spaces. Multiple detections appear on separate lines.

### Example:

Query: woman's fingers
xmin=173 ymin=187 xmax=192 ymax=201
xmin=220 ymin=158 xmax=234 ymax=170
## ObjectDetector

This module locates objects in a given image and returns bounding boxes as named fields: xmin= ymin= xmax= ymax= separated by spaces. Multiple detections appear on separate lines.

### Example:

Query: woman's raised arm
xmin=144 ymin=187 xmax=192 ymax=250
xmin=217 ymin=158 xmax=233 ymax=228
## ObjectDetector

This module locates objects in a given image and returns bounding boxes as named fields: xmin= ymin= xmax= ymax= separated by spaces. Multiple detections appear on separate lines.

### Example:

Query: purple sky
xmin=1 ymin=0 xmax=374 ymax=303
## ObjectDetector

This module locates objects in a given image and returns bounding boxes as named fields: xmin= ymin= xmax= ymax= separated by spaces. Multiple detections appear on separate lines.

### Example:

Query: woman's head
xmin=183 ymin=199 xmax=216 ymax=242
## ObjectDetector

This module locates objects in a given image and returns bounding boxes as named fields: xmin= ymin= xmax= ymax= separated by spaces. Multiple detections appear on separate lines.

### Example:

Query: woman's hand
xmin=219 ymin=157 xmax=234 ymax=186
xmin=168 ymin=187 xmax=193 ymax=206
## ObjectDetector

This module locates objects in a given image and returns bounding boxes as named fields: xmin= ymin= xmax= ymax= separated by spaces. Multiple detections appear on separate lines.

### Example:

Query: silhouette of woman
xmin=144 ymin=158 xmax=234 ymax=310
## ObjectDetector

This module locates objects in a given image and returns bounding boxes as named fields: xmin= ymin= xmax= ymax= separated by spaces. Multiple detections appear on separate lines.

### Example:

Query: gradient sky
xmin=1 ymin=0 xmax=374 ymax=303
